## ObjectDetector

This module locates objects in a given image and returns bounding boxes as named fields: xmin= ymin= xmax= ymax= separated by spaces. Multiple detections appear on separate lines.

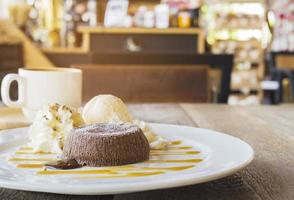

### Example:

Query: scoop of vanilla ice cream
xmin=83 ymin=95 xmax=168 ymax=149
xmin=28 ymin=103 xmax=84 ymax=153
xmin=82 ymin=95 xmax=133 ymax=124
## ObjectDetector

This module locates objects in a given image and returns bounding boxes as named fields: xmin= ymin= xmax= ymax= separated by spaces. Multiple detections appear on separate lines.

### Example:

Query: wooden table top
xmin=0 ymin=103 xmax=294 ymax=200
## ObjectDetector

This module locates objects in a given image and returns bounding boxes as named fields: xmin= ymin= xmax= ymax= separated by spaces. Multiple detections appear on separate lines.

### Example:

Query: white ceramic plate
xmin=0 ymin=123 xmax=254 ymax=195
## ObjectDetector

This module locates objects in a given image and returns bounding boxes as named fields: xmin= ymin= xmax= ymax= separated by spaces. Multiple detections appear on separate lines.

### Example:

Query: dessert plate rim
xmin=0 ymin=123 xmax=254 ymax=195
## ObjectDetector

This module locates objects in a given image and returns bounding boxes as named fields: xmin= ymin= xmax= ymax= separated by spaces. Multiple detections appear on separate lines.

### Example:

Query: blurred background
xmin=0 ymin=0 xmax=293 ymax=105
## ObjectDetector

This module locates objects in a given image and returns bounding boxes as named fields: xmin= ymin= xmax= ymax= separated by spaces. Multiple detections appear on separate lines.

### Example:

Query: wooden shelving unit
xmin=41 ymin=26 xmax=206 ymax=67
xmin=77 ymin=27 xmax=204 ymax=35
xmin=42 ymin=27 xmax=206 ymax=54
xmin=0 ymin=20 xmax=55 ymax=68
xmin=41 ymin=47 xmax=88 ymax=54
xmin=203 ymin=0 xmax=269 ymax=104
xmin=96 ymin=0 xmax=160 ymax=23
xmin=77 ymin=26 xmax=205 ymax=54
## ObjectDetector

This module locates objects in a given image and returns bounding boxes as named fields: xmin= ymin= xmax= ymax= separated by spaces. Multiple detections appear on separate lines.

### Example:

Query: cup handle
xmin=1 ymin=74 xmax=26 ymax=108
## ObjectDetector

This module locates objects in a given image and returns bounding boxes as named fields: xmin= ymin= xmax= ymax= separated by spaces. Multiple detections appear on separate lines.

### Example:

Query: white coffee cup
xmin=1 ymin=68 xmax=82 ymax=121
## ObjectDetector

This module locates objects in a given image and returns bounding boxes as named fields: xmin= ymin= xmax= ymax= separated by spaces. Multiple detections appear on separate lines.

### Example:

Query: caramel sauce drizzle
xmin=15 ymin=151 xmax=57 ymax=155
xmin=18 ymin=147 xmax=33 ymax=151
xmin=12 ymin=140 xmax=204 ymax=179
xmin=165 ymin=146 xmax=193 ymax=150
xmin=150 ymin=151 xmax=200 ymax=155
xmin=37 ymin=169 xmax=118 ymax=175
xmin=16 ymin=164 xmax=44 ymax=168
xmin=94 ymin=166 xmax=137 ymax=171
xmin=140 ymin=165 xmax=194 ymax=171
xmin=150 ymin=146 xmax=193 ymax=152
xmin=9 ymin=158 xmax=56 ymax=162
xmin=170 ymin=140 xmax=182 ymax=145
xmin=119 ymin=165 xmax=195 ymax=171
xmin=103 ymin=165 xmax=195 ymax=172
xmin=76 ymin=171 xmax=165 ymax=179
xmin=145 ymin=159 xmax=203 ymax=163
xmin=15 ymin=149 xmax=197 ymax=155
xmin=37 ymin=165 xmax=195 ymax=175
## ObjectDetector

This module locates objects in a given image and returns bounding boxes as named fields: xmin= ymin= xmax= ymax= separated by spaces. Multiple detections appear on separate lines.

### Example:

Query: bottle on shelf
xmin=154 ymin=4 xmax=170 ymax=29
xmin=87 ymin=0 xmax=97 ymax=27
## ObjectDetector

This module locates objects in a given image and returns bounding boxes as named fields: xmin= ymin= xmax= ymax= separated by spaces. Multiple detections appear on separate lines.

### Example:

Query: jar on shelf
xmin=178 ymin=11 xmax=191 ymax=28
xmin=154 ymin=4 xmax=169 ymax=29
xmin=143 ymin=10 xmax=155 ymax=28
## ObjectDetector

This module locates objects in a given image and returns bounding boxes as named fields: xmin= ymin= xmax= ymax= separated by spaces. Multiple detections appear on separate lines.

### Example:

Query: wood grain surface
xmin=77 ymin=27 xmax=204 ymax=35
xmin=75 ymin=65 xmax=210 ymax=103
xmin=1 ymin=103 xmax=294 ymax=200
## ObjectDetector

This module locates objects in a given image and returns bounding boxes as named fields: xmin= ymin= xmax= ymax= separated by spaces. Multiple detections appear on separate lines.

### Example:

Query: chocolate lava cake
xmin=62 ymin=123 xmax=150 ymax=167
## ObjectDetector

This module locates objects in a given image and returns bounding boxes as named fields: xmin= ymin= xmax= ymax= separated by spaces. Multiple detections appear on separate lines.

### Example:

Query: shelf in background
xmin=219 ymin=0 xmax=265 ymax=3
xmin=214 ymin=26 xmax=263 ymax=31
xmin=0 ymin=20 xmax=55 ymax=68
xmin=41 ymin=47 xmax=88 ymax=54
xmin=77 ymin=26 xmax=204 ymax=35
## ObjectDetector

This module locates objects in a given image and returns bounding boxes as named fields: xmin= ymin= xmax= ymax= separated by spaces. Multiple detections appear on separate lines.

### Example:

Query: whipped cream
xmin=133 ymin=120 xmax=169 ymax=149
xmin=28 ymin=103 xmax=84 ymax=153
xmin=83 ymin=95 xmax=169 ymax=149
